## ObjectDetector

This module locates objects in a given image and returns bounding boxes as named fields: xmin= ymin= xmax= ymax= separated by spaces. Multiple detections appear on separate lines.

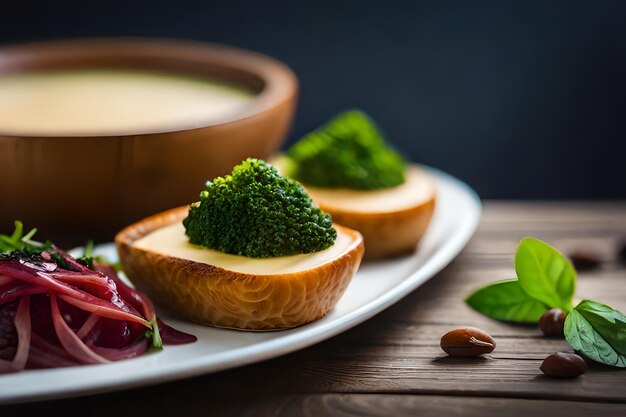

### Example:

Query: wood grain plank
xmin=2 ymin=201 xmax=626 ymax=415
xmin=6 ymin=393 xmax=626 ymax=417
xmin=242 ymin=394 xmax=626 ymax=417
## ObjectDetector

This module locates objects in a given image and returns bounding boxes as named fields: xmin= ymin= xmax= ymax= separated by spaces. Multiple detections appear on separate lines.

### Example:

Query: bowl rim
xmin=0 ymin=37 xmax=298 ymax=138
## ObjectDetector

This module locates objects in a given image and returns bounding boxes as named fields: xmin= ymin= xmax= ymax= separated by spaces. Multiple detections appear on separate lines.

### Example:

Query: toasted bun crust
xmin=306 ymin=165 xmax=436 ymax=259
xmin=320 ymin=197 xmax=435 ymax=259
xmin=115 ymin=206 xmax=364 ymax=331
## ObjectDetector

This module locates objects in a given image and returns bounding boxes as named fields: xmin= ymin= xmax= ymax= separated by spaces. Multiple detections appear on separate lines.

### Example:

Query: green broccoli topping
xmin=183 ymin=158 xmax=337 ymax=258
xmin=285 ymin=110 xmax=406 ymax=190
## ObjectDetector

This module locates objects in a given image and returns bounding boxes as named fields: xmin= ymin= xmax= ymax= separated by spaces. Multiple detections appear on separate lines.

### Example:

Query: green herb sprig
xmin=76 ymin=239 xmax=96 ymax=269
xmin=0 ymin=221 xmax=44 ymax=254
xmin=0 ymin=220 xmax=69 ymax=266
xmin=466 ymin=237 xmax=626 ymax=367
xmin=0 ymin=221 xmax=119 ymax=272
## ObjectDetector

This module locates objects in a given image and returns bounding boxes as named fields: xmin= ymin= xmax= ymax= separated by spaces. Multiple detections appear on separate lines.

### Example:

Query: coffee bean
xmin=619 ymin=241 xmax=626 ymax=264
xmin=569 ymin=251 xmax=601 ymax=271
xmin=539 ymin=308 xmax=567 ymax=337
xmin=440 ymin=327 xmax=495 ymax=356
xmin=540 ymin=352 xmax=587 ymax=378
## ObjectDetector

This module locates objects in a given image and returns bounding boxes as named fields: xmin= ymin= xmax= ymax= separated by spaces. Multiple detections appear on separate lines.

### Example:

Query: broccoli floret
xmin=183 ymin=158 xmax=337 ymax=258
xmin=285 ymin=110 xmax=406 ymax=190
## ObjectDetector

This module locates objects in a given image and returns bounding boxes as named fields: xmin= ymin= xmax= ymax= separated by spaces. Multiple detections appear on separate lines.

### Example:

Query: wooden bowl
xmin=0 ymin=38 xmax=298 ymax=245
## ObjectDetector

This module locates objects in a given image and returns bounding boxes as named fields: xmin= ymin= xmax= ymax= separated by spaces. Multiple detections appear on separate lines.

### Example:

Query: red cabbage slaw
xmin=0 ymin=246 xmax=196 ymax=374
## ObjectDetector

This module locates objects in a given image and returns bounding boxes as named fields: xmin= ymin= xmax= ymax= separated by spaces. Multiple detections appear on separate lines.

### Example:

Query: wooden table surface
xmin=4 ymin=202 xmax=626 ymax=417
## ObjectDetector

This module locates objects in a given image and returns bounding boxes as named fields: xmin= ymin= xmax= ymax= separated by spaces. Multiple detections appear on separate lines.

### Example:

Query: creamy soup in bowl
xmin=0 ymin=70 xmax=255 ymax=136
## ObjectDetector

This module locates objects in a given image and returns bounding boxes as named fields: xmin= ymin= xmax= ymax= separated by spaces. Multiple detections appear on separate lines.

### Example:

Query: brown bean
xmin=619 ymin=241 xmax=626 ymax=264
xmin=569 ymin=251 xmax=601 ymax=271
xmin=440 ymin=327 xmax=495 ymax=356
xmin=540 ymin=352 xmax=587 ymax=378
xmin=539 ymin=308 xmax=567 ymax=337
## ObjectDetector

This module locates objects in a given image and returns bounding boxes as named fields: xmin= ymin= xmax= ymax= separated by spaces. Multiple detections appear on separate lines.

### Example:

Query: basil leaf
xmin=466 ymin=279 xmax=549 ymax=323
xmin=565 ymin=308 xmax=626 ymax=367
xmin=515 ymin=237 xmax=576 ymax=312
xmin=575 ymin=300 xmax=626 ymax=356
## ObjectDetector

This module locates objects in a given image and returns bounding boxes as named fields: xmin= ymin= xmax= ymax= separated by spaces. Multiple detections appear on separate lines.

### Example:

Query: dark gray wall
xmin=4 ymin=1 xmax=626 ymax=198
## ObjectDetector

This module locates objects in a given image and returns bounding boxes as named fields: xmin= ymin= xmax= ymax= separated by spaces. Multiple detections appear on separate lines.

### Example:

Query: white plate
xmin=0 ymin=167 xmax=481 ymax=404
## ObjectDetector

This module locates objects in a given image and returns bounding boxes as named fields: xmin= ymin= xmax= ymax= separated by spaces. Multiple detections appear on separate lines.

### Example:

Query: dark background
xmin=3 ymin=0 xmax=626 ymax=198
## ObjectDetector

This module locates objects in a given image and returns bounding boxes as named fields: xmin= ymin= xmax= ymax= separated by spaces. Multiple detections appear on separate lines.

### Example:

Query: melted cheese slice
xmin=284 ymin=164 xmax=435 ymax=213
xmin=133 ymin=222 xmax=354 ymax=275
